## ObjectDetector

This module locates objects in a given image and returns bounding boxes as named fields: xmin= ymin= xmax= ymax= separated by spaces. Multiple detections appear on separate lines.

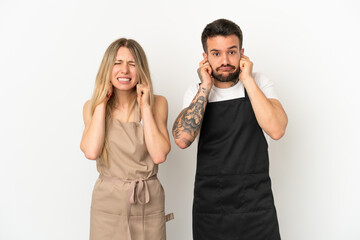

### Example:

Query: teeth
xmin=117 ymin=78 xmax=131 ymax=82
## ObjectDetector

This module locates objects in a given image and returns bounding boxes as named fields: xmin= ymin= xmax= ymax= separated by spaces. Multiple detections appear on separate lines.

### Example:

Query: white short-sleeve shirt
xmin=183 ymin=72 xmax=278 ymax=108
xmin=182 ymin=72 xmax=278 ymax=142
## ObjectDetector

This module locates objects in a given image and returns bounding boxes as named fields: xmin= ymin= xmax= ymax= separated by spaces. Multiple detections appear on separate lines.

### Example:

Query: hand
xmin=239 ymin=54 xmax=253 ymax=83
xmin=136 ymin=82 xmax=150 ymax=109
xmin=197 ymin=57 xmax=214 ymax=89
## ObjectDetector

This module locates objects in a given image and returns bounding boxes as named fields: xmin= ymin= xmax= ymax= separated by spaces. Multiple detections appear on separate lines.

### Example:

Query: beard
xmin=211 ymin=64 xmax=241 ymax=83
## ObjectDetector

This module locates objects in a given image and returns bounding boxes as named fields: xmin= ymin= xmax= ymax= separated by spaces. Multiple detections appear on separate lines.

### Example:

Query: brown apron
xmin=90 ymin=112 xmax=173 ymax=240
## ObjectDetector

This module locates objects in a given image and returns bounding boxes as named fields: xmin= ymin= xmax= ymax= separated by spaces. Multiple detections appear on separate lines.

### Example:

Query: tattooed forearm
xmin=172 ymin=108 xmax=188 ymax=139
xmin=172 ymin=88 xmax=208 ymax=142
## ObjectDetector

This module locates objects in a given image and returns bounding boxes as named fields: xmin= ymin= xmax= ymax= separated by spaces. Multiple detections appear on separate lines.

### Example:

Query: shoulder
xmin=253 ymin=72 xmax=272 ymax=86
xmin=253 ymin=72 xmax=278 ymax=100
xmin=153 ymin=95 xmax=168 ymax=121
xmin=185 ymin=83 xmax=200 ymax=95
xmin=83 ymin=100 xmax=91 ymax=115
xmin=154 ymin=95 xmax=168 ymax=112
xmin=154 ymin=95 xmax=168 ymax=106
xmin=83 ymin=99 xmax=91 ymax=109
xmin=182 ymin=83 xmax=200 ymax=108
xmin=82 ymin=100 xmax=92 ymax=123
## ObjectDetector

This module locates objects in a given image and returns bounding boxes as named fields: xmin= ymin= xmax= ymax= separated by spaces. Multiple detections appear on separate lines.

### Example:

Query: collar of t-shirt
xmin=208 ymin=80 xmax=245 ymax=103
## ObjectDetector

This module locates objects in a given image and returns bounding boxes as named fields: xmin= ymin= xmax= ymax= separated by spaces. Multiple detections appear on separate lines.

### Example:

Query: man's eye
xmin=129 ymin=64 xmax=136 ymax=67
xmin=213 ymin=53 xmax=219 ymax=57
xmin=229 ymin=51 xmax=235 ymax=55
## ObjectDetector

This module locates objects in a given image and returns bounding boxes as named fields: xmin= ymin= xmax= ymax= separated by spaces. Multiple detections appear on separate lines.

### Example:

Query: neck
xmin=113 ymin=89 xmax=136 ymax=109
xmin=214 ymin=79 xmax=239 ymax=88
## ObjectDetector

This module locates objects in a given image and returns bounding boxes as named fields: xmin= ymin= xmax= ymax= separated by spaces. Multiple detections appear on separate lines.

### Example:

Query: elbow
xmin=266 ymin=107 xmax=288 ymax=140
xmin=268 ymin=128 xmax=286 ymax=140
xmin=152 ymin=152 xmax=168 ymax=164
xmin=80 ymin=142 xmax=101 ymax=160
xmin=152 ymin=144 xmax=171 ymax=165
xmin=269 ymin=133 xmax=283 ymax=140
xmin=172 ymin=128 xmax=192 ymax=149
xmin=153 ymin=156 xmax=166 ymax=164
xmin=174 ymin=138 xmax=191 ymax=149
xmin=81 ymin=145 xmax=100 ymax=160
xmin=84 ymin=152 xmax=99 ymax=160
xmin=265 ymin=117 xmax=288 ymax=140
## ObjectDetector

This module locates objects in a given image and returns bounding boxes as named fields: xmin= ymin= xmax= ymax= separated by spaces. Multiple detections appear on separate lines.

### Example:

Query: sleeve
xmin=253 ymin=72 xmax=279 ymax=100
xmin=182 ymin=83 xmax=200 ymax=109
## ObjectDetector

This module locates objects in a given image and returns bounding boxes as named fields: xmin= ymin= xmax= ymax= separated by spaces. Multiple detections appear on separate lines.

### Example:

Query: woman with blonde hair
xmin=80 ymin=38 xmax=173 ymax=240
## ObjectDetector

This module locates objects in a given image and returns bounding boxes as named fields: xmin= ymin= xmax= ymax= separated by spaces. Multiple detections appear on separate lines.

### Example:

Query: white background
xmin=1 ymin=0 xmax=359 ymax=239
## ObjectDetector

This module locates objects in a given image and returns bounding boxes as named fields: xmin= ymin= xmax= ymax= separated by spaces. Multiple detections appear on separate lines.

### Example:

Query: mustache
xmin=216 ymin=64 xmax=236 ymax=71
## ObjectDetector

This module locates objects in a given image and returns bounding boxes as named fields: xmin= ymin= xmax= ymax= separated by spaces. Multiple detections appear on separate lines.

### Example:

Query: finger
xmin=136 ymin=84 xmax=142 ymax=97
xmin=199 ymin=57 xmax=208 ymax=66
xmin=241 ymin=55 xmax=250 ymax=61
xmin=205 ymin=64 xmax=212 ymax=75
xmin=107 ymin=85 xmax=112 ymax=98
xmin=140 ymin=84 xmax=148 ymax=92
xmin=239 ymin=60 xmax=245 ymax=70
xmin=140 ymin=84 xmax=147 ymax=96
xmin=240 ymin=58 xmax=249 ymax=67
xmin=139 ymin=77 xmax=149 ymax=87
xmin=141 ymin=81 xmax=149 ymax=89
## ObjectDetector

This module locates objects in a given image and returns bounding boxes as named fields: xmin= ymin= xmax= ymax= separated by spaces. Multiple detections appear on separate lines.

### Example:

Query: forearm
xmin=172 ymin=83 xmax=210 ymax=149
xmin=142 ymin=106 xmax=170 ymax=164
xmin=243 ymin=77 xmax=288 ymax=140
xmin=80 ymin=103 xmax=107 ymax=159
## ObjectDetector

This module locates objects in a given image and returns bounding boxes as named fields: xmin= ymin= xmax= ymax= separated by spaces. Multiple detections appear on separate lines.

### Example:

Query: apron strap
xmin=165 ymin=213 xmax=174 ymax=222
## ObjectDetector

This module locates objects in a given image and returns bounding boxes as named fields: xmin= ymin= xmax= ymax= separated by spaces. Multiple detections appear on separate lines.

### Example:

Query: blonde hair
xmin=89 ymin=38 xmax=154 ymax=166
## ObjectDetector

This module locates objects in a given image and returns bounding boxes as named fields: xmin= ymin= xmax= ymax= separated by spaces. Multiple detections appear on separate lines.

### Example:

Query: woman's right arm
xmin=80 ymin=100 xmax=107 ymax=160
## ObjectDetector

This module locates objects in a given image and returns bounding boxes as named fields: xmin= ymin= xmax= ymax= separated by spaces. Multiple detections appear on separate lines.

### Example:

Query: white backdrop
xmin=1 ymin=0 xmax=359 ymax=239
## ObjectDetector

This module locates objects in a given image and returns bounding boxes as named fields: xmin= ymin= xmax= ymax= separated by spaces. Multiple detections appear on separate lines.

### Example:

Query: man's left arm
xmin=240 ymin=55 xmax=288 ymax=140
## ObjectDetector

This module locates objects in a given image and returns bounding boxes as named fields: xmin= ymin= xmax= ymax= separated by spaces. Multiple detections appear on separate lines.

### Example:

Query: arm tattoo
xmin=172 ymin=91 xmax=207 ymax=140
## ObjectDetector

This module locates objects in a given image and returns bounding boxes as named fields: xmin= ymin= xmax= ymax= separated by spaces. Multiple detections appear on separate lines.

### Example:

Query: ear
xmin=240 ymin=48 xmax=244 ymax=55
xmin=202 ymin=52 xmax=208 ymax=59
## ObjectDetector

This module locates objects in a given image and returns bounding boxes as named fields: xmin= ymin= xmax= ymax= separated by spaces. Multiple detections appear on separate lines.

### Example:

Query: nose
xmin=221 ymin=54 xmax=230 ymax=66
xmin=120 ymin=63 xmax=129 ymax=74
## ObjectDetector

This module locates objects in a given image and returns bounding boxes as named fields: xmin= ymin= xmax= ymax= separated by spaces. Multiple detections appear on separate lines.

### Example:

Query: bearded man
xmin=172 ymin=18 xmax=288 ymax=240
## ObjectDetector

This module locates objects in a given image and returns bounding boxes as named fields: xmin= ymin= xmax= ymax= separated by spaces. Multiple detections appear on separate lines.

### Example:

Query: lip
xmin=218 ymin=67 xmax=234 ymax=71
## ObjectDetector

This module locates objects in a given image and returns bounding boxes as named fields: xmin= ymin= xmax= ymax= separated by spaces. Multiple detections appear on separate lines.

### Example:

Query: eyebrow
xmin=210 ymin=45 xmax=238 ymax=52
xmin=115 ymin=59 xmax=136 ymax=63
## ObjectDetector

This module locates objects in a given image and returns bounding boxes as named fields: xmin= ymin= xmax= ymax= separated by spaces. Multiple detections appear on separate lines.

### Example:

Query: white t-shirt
xmin=182 ymin=72 xmax=278 ymax=142
xmin=182 ymin=72 xmax=278 ymax=108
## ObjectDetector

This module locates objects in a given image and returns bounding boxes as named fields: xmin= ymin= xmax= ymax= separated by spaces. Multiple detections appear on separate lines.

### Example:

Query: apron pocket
xmin=193 ymin=175 xmax=221 ymax=213
xmin=220 ymin=174 xmax=246 ymax=213
xmin=243 ymin=173 xmax=275 ymax=211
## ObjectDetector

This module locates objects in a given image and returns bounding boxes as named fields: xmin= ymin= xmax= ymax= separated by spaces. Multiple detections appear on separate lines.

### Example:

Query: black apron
xmin=193 ymin=89 xmax=281 ymax=240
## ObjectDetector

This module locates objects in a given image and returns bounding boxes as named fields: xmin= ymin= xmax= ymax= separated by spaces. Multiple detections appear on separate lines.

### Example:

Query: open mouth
xmin=117 ymin=77 xmax=131 ymax=82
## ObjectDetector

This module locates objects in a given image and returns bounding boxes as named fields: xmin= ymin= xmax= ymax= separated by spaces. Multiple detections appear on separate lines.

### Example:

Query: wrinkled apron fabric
xmin=90 ymin=116 xmax=172 ymax=240
xmin=193 ymin=90 xmax=281 ymax=240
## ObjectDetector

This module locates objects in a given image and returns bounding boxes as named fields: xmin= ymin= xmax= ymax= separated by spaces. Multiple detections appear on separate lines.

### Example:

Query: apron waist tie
xmin=99 ymin=174 xmax=158 ymax=240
